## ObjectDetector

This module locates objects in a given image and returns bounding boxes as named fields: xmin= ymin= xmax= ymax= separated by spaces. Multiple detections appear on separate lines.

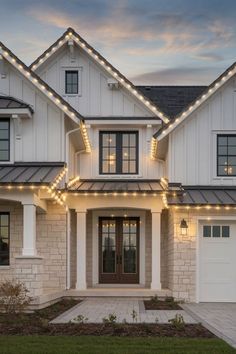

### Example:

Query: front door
xmin=99 ymin=217 xmax=139 ymax=284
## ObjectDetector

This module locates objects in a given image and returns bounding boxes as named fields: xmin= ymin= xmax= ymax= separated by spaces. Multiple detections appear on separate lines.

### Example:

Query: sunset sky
xmin=1 ymin=0 xmax=236 ymax=85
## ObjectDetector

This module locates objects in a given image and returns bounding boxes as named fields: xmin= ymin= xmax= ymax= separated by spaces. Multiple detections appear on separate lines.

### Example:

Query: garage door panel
xmin=199 ymin=222 xmax=236 ymax=302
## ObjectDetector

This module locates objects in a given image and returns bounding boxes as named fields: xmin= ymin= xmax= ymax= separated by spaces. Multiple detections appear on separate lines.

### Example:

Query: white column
xmin=151 ymin=211 xmax=161 ymax=290
xmin=22 ymin=204 xmax=37 ymax=256
xmin=76 ymin=210 xmax=87 ymax=290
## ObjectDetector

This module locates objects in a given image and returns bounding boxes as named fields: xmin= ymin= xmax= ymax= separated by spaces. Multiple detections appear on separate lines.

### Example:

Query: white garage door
xmin=199 ymin=221 xmax=236 ymax=302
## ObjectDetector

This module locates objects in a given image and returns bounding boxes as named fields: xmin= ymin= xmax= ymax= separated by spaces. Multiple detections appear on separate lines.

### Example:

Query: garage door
xmin=199 ymin=221 xmax=236 ymax=302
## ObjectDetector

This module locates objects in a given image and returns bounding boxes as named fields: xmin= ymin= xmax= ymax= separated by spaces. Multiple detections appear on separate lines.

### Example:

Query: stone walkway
xmin=183 ymin=303 xmax=236 ymax=349
xmin=51 ymin=298 xmax=196 ymax=324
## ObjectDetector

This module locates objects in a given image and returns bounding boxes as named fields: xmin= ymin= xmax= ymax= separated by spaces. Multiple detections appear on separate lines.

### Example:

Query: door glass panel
xmin=123 ymin=220 xmax=137 ymax=274
xmin=102 ymin=220 xmax=116 ymax=273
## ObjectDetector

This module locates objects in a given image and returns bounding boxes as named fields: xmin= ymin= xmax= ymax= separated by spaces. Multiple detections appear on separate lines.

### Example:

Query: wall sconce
xmin=180 ymin=219 xmax=188 ymax=235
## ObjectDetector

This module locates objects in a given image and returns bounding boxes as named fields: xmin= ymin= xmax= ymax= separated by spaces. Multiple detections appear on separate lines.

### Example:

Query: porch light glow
xmin=180 ymin=219 xmax=188 ymax=235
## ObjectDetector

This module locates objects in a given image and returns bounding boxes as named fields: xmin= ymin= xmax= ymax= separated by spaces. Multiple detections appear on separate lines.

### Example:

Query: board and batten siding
xmin=36 ymin=45 xmax=154 ymax=118
xmin=168 ymin=76 xmax=236 ymax=185
xmin=0 ymin=61 xmax=65 ymax=162
xmin=77 ymin=125 xmax=164 ymax=179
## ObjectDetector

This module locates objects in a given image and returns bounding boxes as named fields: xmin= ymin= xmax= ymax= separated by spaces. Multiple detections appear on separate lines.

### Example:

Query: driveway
xmin=183 ymin=303 xmax=236 ymax=349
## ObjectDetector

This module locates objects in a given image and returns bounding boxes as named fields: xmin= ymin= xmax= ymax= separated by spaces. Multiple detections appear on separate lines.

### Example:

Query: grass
xmin=0 ymin=336 xmax=235 ymax=354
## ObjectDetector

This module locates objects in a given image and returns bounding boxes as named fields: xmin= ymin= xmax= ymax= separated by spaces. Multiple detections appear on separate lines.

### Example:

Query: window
xmin=0 ymin=119 xmax=10 ymax=161
xmin=99 ymin=131 xmax=138 ymax=174
xmin=0 ymin=213 xmax=10 ymax=265
xmin=65 ymin=71 xmax=78 ymax=94
xmin=203 ymin=225 xmax=230 ymax=238
xmin=217 ymin=135 xmax=236 ymax=176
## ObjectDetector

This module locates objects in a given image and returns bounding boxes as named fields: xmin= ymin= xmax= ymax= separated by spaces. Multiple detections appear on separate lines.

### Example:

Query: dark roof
xmin=168 ymin=186 xmax=236 ymax=205
xmin=67 ymin=179 xmax=166 ymax=193
xmin=0 ymin=163 xmax=64 ymax=184
xmin=0 ymin=96 xmax=34 ymax=114
xmin=137 ymin=86 xmax=207 ymax=119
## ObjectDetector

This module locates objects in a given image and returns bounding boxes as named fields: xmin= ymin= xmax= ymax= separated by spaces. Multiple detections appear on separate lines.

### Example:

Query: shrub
xmin=72 ymin=314 xmax=88 ymax=324
xmin=165 ymin=296 xmax=175 ymax=303
xmin=150 ymin=294 xmax=159 ymax=303
xmin=0 ymin=280 xmax=32 ymax=314
xmin=168 ymin=314 xmax=185 ymax=330
xmin=102 ymin=313 xmax=117 ymax=324
xmin=131 ymin=309 xmax=138 ymax=323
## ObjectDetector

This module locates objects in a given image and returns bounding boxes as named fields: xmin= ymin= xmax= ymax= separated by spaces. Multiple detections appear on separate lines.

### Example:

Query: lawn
xmin=0 ymin=336 xmax=235 ymax=354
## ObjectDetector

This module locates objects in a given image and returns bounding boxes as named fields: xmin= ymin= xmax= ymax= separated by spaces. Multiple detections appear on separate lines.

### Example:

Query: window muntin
xmin=0 ymin=120 xmax=10 ymax=161
xmin=203 ymin=225 xmax=230 ymax=238
xmin=217 ymin=135 xmax=236 ymax=176
xmin=65 ymin=71 xmax=78 ymax=94
xmin=99 ymin=131 xmax=138 ymax=174
xmin=0 ymin=213 xmax=10 ymax=266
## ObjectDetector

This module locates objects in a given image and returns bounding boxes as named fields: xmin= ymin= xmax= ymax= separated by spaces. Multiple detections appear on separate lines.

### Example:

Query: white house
xmin=0 ymin=27 xmax=235 ymax=307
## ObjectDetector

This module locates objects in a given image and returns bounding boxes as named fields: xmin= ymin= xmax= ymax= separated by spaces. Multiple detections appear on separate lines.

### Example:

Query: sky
xmin=1 ymin=0 xmax=236 ymax=85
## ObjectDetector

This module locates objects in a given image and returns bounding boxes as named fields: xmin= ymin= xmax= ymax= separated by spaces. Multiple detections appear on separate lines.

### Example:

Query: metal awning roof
xmin=0 ymin=96 xmax=34 ymax=113
xmin=0 ymin=163 xmax=64 ymax=184
xmin=168 ymin=187 xmax=236 ymax=205
xmin=68 ymin=179 xmax=166 ymax=193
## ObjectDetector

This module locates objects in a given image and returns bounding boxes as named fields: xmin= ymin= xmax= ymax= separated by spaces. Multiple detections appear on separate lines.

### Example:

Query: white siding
xmin=0 ymin=61 xmax=64 ymax=162
xmin=168 ymin=76 xmax=236 ymax=185
xmin=77 ymin=124 xmax=164 ymax=179
xmin=35 ymin=45 xmax=153 ymax=118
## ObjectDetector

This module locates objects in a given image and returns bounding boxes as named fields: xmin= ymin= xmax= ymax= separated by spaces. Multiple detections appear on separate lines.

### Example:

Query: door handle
xmin=119 ymin=255 xmax=122 ymax=264
xmin=116 ymin=255 xmax=122 ymax=264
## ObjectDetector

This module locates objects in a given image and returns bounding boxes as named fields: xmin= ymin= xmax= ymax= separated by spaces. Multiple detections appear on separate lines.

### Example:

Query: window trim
xmin=0 ymin=118 xmax=10 ymax=162
xmin=99 ymin=131 xmax=139 ymax=175
xmin=0 ymin=212 xmax=10 ymax=266
xmin=65 ymin=70 xmax=79 ymax=95
xmin=217 ymin=134 xmax=236 ymax=176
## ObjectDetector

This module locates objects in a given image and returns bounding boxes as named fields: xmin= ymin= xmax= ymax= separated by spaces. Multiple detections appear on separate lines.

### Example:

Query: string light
xmin=0 ymin=43 xmax=92 ymax=155
xmin=153 ymin=64 xmax=236 ymax=146
xmin=67 ymin=176 xmax=80 ymax=188
xmin=29 ymin=29 xmax=169 ymax=123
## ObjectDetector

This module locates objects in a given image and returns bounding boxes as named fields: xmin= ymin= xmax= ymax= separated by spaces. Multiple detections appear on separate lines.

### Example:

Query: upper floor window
xmin=217 ymin=135 xmax=236 ymax=176
xmin=65 ymin=70 xmax=78 ymax=94
xmin=0 ymin=213 xmax=10 ymax=266
xmin=99 ymin=131 xmax=138 ymax=174
xmin=0 ymin=119 xmax=10 ymax=161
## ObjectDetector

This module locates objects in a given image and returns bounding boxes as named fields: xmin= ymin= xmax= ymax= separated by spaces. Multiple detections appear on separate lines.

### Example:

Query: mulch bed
xmin=0 ymin=300 xmax=214 ymax=338
xmin=144 ymin=300 xmax=182 ymax=310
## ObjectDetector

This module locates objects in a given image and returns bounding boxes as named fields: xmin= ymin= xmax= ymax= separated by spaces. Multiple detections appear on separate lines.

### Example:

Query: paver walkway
xmin=183 ymin=303 xmax=236 ymax=349
xmin=51 ymin=298 xmax=196 ymax=324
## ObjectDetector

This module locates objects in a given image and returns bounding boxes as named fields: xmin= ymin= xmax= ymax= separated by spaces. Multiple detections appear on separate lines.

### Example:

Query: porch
xmin=66 ymin=187 xmax=168 ymax=293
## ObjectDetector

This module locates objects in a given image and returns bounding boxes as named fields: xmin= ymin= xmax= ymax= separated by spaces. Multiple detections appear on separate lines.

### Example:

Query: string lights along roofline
xmin=0 ymin=41 xmax=91 ymax=153
xmin=150 ymin=61 xmax=236 ymax=159
xmin=30 ymin=27 xmax=169 ymax=124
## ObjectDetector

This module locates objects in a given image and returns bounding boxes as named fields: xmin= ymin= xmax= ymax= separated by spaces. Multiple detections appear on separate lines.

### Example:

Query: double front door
xmin=99 ymin=217 xmax=139 ymax=284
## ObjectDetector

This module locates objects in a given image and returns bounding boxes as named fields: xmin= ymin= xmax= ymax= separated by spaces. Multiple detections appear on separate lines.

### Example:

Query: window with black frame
xmin=65 ymin=70 xmax=78 ymax=94
xmin=99 ymin=131 xmax=138 ymax=174
xmin=0 ymin=119 xmax=10 ymax=161
xmin=0 ymin=213 xmax=10 ymax=266
xmin=217 ymin=135 xmax=236 ymax=176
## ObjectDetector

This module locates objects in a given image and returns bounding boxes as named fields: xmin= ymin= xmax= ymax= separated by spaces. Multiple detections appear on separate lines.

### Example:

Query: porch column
xmin=22 ymin=204 xmax=37 ymax=256
xmin=151 ymin=211 xmax=161 ymax=290
xmin=76 ymin=210 xmax=87 ymax=290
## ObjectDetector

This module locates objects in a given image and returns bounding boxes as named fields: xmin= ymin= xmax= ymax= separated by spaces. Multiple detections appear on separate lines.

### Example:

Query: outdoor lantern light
xmin=180 ymin=219 xmax=188 ymax=235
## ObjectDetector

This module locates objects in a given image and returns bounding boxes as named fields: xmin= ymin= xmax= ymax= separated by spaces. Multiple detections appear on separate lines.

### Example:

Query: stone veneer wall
xmin=0 ymin=201 xmax=67 ymax=297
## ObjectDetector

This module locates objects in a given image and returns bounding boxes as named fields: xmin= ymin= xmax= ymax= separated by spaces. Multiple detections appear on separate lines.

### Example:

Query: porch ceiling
xmin=67 ymin=179 xmax=166 ymax=193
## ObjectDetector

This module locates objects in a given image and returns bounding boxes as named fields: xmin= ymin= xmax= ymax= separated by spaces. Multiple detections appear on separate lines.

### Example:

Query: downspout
xmin=65 ymin=126 xmax=86 ymax=290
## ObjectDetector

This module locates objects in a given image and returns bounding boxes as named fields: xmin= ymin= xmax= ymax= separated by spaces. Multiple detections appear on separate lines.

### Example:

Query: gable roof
xmin=30 ymin=27 xmax=169 ymax=124
xmin=137 ymin=86 xmax=206 ymax=119
xmin=0 ymin=41 xmax=91 ymax=152
xmin=153 ymin=61 xmax=236 ymax=141
xmin=0 ymin=95 xmax=34 ymax=114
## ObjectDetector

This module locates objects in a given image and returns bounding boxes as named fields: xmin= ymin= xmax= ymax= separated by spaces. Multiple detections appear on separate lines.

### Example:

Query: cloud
xmin=131 ymin=66 xmax=223 ymax=85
